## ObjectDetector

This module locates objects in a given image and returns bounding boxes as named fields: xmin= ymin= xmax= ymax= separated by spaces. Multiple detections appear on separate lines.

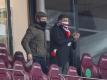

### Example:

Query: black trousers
xmin=33 ymin=56 xmax=48 ymax=74
xmin=69 ymin=48 xmax=81 ymax=76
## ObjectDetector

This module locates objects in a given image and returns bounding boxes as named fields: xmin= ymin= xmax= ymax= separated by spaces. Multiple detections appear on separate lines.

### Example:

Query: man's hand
xmin=73 ymin=32 xmax=80 ymax=41
xmin=27 ymin=53 xmax=33 ymax=60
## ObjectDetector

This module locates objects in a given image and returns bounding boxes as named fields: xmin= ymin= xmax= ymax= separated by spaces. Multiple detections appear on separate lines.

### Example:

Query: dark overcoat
xmin=50 ymin=24 xmax=76 ymax=67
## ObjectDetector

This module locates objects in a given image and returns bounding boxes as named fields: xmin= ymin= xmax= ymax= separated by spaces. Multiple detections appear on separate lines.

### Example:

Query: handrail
xmin=0 ymin=68 xmax=24 ymax=75
xmin=59 ymin=74 xmax=107 ymax=80
xmin=0 ymin=68 xmax=107 ymax=80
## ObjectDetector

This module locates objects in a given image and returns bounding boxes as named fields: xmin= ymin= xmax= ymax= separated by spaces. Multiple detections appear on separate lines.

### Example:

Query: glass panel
xmin=78 ymin=0 xmax=107 ymax=31
xmin=45 ymin=0 xmax=74 ymax=28
xmin=78 ymin=0 xmax=107 ymax=64
xmin=79 ymin=31 xmax=107 ymax=63
xmin=0 ymin=0 xmax=8 ymax=45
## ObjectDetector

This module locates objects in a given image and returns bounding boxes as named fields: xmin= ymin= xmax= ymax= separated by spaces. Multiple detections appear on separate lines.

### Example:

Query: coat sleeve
xmin=51 ymin=27 xmax=69 ymax=46
xmin=72 ymin=40 xmax=77 ymax=49
xmin=69 ymin=29 xmax=77 ymax=49
xmin=21 ymin=28 xmax=34 ymax=54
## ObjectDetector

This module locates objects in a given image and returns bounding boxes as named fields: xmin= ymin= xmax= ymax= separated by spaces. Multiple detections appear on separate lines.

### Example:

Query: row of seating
xmin=0 ymin=43 xmax=107 ymax=80
xmin=1 ymin=58 xmax=106 ymax=80
xmin=81 ymin=53 xmax=107 ymax=79
xmin=0 ymin=59 xmax=80 ymax=80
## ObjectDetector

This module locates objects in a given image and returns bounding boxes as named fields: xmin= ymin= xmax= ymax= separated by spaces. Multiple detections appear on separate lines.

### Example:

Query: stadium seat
xmin=13 ymin=51 xmax=25 ymax=65
xmin=0 ymin=59 xmax=11 ymax=80
xmin=98 ymin=54 xmax=107 ymax=79
xmin=30 ymin=62 xmax=48 ymax=80
xmin=12 ymin=60 xmax=27 ymax=80
xmin=65 ymin=66 xmax=82 ymax=80
xmin=0 ymin=43 xmax=9 ymax=67
xmin=81 ymin=53 xmax=98 ymax=78
xmin=48 ymin=64 xmax=61 ymax=80
xmin=0 ymin=43 xmax=6 ymax=48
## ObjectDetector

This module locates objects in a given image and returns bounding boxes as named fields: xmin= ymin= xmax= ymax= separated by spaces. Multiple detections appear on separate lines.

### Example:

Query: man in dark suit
xmin=50 ymin=14 xmax=80 ymax=74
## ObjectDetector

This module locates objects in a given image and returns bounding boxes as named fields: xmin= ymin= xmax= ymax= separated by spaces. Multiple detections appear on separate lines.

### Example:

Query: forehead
xmin=61 ymin=18 xmax=69 ymax=21
xmin=40 ymin=16 xmax=47 ymax=19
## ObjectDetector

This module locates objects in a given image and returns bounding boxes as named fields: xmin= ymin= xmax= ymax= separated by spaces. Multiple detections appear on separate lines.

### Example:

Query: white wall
xmin=11 ymin=0 xmax=28 ymax=60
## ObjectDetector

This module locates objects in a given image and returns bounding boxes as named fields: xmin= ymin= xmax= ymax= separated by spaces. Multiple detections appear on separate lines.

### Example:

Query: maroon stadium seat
xmin=0 ymin=43 xmax=6 ymax=49
xmin=98 ymin=54 xmax=107 ymax=79
xmin=0 ymin=59 xmax=11 ymax=80
xmin=13 ymin=51 xmax=25 ymax=64
xmin=65 ymin=66 xmax=82 ymax=80
xmin=30 ymin=62 xmax=48 ymax=80
xmin=12 ymin=51 xmax=26 ymax=70
xmin=81 ymin=53 xmax=98 ymax=78
xmin=48 ymin=64 xmax=61 ymax=80
xmin=12 ymin=60 xmax=26 ymax=80
xmin=0 ymin=43 xmax=9 ymax=67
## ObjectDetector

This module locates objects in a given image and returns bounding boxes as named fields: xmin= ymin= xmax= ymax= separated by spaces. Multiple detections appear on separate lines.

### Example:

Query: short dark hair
xmin=36 ymin=12 xmax=47 ymax=18
xmin=57 ymin=14 xmax=69 ymax=21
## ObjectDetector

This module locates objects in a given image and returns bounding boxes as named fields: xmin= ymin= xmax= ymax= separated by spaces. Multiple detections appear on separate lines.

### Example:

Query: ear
xmin=36 ymin=17 xmax=40 ymax=22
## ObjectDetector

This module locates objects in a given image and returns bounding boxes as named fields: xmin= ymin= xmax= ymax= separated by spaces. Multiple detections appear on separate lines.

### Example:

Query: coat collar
xmin=31 ymin=23 xmax=45 ymax=30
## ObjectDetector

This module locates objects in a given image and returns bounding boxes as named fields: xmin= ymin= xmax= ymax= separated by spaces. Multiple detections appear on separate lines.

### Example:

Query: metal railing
xmin=59 ymin=74 xmax=107 ymax=80
xmin=0 ymin=68 xmax=107 ymax=80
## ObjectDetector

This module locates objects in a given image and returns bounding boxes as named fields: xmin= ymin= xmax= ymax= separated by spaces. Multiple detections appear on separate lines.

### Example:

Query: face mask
xmin=39 ymin=21 xmax=47 ymax=28
xmin=60 ymin=21 xmax=69 ymax=28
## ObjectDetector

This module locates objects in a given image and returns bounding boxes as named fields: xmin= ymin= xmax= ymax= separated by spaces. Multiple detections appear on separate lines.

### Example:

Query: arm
xmin=72 ymin=32 xmax=80 ymax=49
xmin=72 ymin=39 xmax=77 ymax=49
xmin=21 ymin=28 xmax=33 ymax=54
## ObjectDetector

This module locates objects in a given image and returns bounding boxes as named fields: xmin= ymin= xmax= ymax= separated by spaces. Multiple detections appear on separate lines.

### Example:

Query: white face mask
xmin=60 ymin=21 xmax=69 ymax=29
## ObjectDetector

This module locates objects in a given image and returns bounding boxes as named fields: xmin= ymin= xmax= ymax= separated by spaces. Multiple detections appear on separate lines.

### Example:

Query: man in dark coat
xmin=50 ymin=14 xmax=80 ymax=74
xmin=21 ymin=12 xmax=48 ymax=74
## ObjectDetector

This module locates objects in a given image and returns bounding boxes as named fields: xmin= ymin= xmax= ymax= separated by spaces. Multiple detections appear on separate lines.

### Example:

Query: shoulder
xmin=25 ymin=25 xmax=35 ymax=35
xmin=51 ymin=24 xmax=59 ymax=31
xmin=29 ymin=24 xmax=36 ymax=30
xmin=28 ymin=24 xmax=39 ymax=32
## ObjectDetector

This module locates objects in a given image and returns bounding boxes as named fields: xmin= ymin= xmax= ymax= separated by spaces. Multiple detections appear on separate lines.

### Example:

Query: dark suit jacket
xmin=50 ymin=24 xmax=76 ymax=66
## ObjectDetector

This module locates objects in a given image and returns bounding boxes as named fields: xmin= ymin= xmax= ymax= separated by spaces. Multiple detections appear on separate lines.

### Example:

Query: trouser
xmin=59 ymin=62 xmax=69 ymax=74
xmin=33 ymin=56 xmax=48 ymax=74
xmin=69 ymin=49 xmax=81 ymax=76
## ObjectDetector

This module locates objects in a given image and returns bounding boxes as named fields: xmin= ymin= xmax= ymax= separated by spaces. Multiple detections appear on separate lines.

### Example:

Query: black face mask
xmin=39 ymin=21 xmax=47 ymax=28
